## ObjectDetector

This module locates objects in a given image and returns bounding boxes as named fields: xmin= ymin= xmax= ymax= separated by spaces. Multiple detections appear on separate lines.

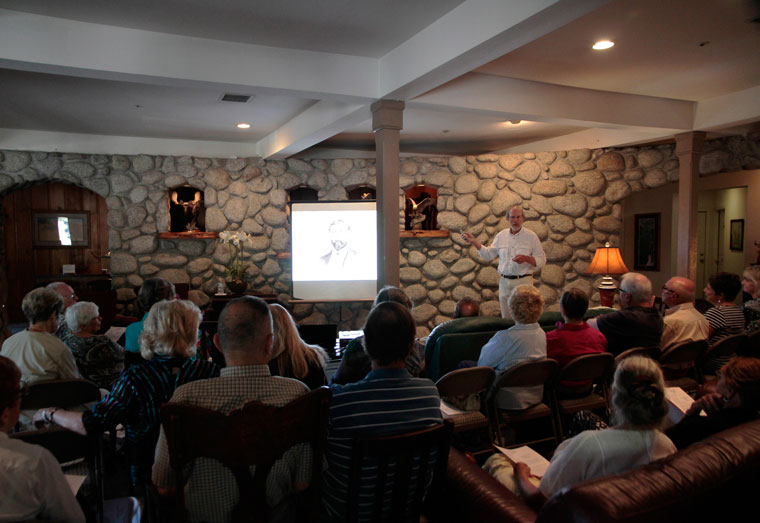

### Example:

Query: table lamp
xmin=586 ymin=242 xmax=629 ymax=307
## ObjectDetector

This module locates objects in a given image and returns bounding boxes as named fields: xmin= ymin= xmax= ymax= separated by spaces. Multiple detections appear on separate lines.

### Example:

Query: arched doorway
xmin=1 ymin=182 xmax=109 ymax=324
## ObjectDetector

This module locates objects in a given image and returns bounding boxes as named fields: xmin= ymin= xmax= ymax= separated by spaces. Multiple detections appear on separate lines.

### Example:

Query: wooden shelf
xmin=157 ymin=231 xmax=219 ymax=240
xmin=276 ymin=252 xmax=291 ymax=259
xmin=400 ymin=229 xmax=450 ymax=238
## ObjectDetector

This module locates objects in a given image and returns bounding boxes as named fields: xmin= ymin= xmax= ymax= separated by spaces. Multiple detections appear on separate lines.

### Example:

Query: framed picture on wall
xmin=634 ymin=213 xmax=660 ymax=271
xmin=33 ymin=212 xmax=89 ymax=247
xmin=730 ymin=219 xmax=744 ymax=251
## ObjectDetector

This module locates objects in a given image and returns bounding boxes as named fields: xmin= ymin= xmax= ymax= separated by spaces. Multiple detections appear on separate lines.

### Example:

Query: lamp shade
xmin=586 ymin=243 xmax=628 ymax=275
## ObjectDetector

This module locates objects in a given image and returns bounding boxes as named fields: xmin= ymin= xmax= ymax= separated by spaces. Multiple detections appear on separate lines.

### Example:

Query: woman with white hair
xmin=33 ymin=299 xmax=219 ymax=488
xmin=61 ymin=301 xmax=124 ymax=389
xmin=478 ymin=284 xmax=547 ymax=410
xmin=493 ymin=356 xmax=676 ymax=504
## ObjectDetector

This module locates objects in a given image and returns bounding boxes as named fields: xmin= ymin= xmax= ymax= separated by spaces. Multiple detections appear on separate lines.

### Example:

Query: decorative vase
xmin=226 ymin=279 xmax=248 ymax=294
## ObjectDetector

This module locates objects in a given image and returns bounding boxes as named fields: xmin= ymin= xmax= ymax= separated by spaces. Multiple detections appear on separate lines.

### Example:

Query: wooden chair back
xmin=160 ymin=386 xmax=331 ymax=523
xmin=615 ymin=346 xmax=660 ymax=365
xmin=660 ymin=339 xmax=708 ymax=367
xmin=435 ymin=366 xmax=495 ymax=399
xmin=347 ymin=422 xmax=453 ymax=523
xmin=739 ymin=329 xmax=760 ymax=358
xmin=490 ymin=358 xmax=559 ymax=392
xmin=700 ymin=333 xmax=748 ymax=370
xmin=557 ymin=352 xmax=614 ymax=396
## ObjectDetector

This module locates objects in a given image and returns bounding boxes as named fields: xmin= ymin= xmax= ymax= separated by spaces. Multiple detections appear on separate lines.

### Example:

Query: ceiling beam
xmin=412 ymin=73 xmax=695 ymax=131
xmin=494 ymin=127 xmax=683 ymax=154
xmin=0 ymin=128 xmax=257 ymax=158
xmin=256 ymin=101 xmax=369 ymax=160
xmin=694 ymin=85 xmax=760 ymax=131
xmin=379 ymin=0 xmax=612 ymax=100
xmin=0 ymin=8 xmax=378 ymax=101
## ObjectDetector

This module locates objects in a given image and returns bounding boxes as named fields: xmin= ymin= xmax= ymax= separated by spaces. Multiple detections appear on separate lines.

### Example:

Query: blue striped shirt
xmin=322 ymin=368 xmax=442 ymax=521
xmin=82 ymin=355 xmax=219 ymax=485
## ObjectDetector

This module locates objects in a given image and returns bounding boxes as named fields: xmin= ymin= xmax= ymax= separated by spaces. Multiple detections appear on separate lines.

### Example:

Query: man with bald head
xmin=589 ymin=272 xmax=663 ymax=355
xmin=46 ymin=282 xmax=77 ymax=339
xmin=661 ymin=276 xmax=709 ymax=350
xmin=462 ymin=206 xmax=546 ymax=319
xmin=152 ymin=296 xmax=310 ymax=521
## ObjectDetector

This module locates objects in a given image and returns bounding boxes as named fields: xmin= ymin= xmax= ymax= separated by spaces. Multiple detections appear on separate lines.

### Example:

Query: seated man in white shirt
xmin=0 ymin=356 xmax=85 ymax=523
xmin=661 ymin=276 xmax=709 ymax=351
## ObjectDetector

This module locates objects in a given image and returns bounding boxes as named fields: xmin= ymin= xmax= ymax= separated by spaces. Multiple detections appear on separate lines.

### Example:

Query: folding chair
xmin=436 ymin=366 xmax=495 ymax=455
xmin=554 ymin=353 xmax=614 ymax=440
xmin=659 ymin=339 xmax=708 ymax=393
xmin=487 ymin=359 xmax=560 ymax=448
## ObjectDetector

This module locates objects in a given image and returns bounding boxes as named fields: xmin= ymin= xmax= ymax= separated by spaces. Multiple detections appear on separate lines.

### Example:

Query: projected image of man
xmin=320 ymin=220 xmax=358 ymax=271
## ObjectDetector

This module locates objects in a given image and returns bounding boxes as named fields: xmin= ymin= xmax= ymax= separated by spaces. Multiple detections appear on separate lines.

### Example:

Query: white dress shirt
xmin=477 ymin=227 xmax=546 ymax=276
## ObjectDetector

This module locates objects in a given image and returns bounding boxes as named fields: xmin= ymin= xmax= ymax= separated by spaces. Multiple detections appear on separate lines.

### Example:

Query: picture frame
xmin=634 ymin=213 xmax=660 ymax=271
xmin=730 ymin=219 xmax=744 ymax=251
xmin=33 ymin=212 xmax=89 ymax=247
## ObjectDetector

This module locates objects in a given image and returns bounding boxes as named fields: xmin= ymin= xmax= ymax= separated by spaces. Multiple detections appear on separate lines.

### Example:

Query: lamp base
xmin=598 ymin=287 xmax=617 ymax=307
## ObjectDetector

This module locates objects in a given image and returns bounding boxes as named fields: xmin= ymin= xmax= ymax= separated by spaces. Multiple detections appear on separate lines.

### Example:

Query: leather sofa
xmin=424 ymin=308 xmax=613 ymax=381
xmin=438 ymin=419 xmax=760 ymax=522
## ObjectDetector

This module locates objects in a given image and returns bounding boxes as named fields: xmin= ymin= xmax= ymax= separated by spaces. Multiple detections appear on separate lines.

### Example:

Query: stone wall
xmin=0 ymin=133 xmax=758 ymax=334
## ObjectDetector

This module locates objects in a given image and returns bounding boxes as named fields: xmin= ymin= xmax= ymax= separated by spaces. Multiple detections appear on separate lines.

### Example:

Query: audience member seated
xmin=741 ymin=265 xmax=760 ymax=333
xmin=33 ymin=300 xmax=219 ymax=489
xmin=454 ymin=297 xmax=480 ymax=318
xmin=703 ymin=272 xmax=745 ymax=373
xmin=487 ymin=356 xmax=675 ymax=505
xmin=546 ymin=288 xmax=607 ymax=393
xmin=331 ymin=286 xmax=424 ymax=385
xmin=1 ymin=288 xmax=80 ymax=383
xmin=125 ymin=278 xmax=176 ymax=357
xmin=660 ymin=276 xmax=709 ymax=350
xmin=478 ymin=285 xmax=546 ymax=410
xmin=0 ymin=356 xmax=85 ymax=523
xmin=61 ymin=301 xmax=125 ymax=390
xmin=323 ymin=302 xmax=442 ymax=521
xmin=153 ymin=296 xmax=311 ymax=522
xmin=46 ymin=281 xmax=78 ymax=341
xmin=667 ymin=356 xmax=760 ymax=449
xmin=589 ymin=272 xmax=663 ymax=355
xmin=269 ymin=303 xmax=328 ymax=390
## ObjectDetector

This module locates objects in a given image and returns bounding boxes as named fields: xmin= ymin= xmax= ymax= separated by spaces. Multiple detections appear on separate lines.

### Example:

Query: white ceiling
xmin=0 ymin=0 xmax=758 ymax=159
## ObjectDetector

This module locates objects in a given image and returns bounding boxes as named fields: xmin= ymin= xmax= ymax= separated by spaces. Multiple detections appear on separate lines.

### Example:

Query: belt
xmin=502 ymin=274 xmax=532 ymax=280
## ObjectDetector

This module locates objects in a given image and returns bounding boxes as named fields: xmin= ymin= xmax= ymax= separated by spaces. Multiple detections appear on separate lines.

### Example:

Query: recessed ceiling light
xmin=237 ymin=123 xmax=251 ymax=129
xmin=507 ymin=120 xmax=522 ymax=125
xmin=592 ymin=40 xmax=614 ymax=50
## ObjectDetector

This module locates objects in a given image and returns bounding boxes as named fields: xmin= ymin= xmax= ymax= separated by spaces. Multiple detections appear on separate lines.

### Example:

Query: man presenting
xmin=152 ymin=296 xmax=311 ymax=522
xmin=462 ymin=206 xmax=546 ymax=318
xmin=660 ymin=276 xmax=709 ymax=350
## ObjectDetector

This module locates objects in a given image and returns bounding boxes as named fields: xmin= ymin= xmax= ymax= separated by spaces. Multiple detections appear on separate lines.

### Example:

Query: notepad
xmin=494 ymin=445 xmax=550 ymax=478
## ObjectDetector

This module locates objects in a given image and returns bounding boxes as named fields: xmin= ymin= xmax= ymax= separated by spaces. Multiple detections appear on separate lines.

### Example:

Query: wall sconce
xmin=586 ymin=242 xmax=629 ymax=307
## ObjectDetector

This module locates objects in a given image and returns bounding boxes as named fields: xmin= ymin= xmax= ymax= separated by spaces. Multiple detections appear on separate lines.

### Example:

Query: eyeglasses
xmin=619 ymin=289 xmax=631 ymax=295
xmin=661 ymin=285 xmax=678 ymax=295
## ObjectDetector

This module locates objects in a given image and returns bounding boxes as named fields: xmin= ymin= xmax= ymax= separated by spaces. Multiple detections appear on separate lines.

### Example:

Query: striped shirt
xmin=704 ymin=305 xmax=746 ymax=373
xmin=322 ymin=368 xmax=442 ymax=522
xmin=152 ymin=365 xmax=311 ymax=523
xmin=81 ymin=356 xmax=219 ymax=486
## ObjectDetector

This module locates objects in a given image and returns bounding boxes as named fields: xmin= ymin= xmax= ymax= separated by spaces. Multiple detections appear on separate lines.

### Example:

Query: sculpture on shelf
xmin=403 ymin=185 xmax=438 ymax=231
xmin=170 ymin=186 xmax=206 ymax=232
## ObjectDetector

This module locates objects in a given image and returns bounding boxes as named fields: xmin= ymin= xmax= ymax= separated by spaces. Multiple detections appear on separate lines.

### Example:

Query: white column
xmin=372 ymin=100 xmax=404 ymax=288
xmin=675 ymin=131 xmax=705 ymax=280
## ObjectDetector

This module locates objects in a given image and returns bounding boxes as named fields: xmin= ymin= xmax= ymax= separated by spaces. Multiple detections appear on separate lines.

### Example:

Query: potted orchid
xmin=218 ymin=230 xmax=254 ymax=293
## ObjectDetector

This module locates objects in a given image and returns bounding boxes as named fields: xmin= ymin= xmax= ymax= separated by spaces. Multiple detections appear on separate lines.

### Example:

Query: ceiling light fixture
xmin=507 ymin=120 xmax=522 ymax=125
xmin=592 ymin=40 xmax=614 ymax=50
xmin=237 ymin=123 xmax=251 ymax=129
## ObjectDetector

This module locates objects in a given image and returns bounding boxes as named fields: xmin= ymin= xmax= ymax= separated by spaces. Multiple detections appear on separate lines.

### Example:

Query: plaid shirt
xmin=152 ymin=365 xmax=311 ymax=523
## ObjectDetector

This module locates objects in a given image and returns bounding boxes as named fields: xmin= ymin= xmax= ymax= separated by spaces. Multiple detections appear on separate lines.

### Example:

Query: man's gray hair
xmin=65 ymin=301 xmax=99 ymax=333
xmin=621 ymin=272 xmax=652 ymax=305
xmin=22 ymin=288 xmax=63 ymax=324
xmin=45 ymin=281 xmax=69 ymax=294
